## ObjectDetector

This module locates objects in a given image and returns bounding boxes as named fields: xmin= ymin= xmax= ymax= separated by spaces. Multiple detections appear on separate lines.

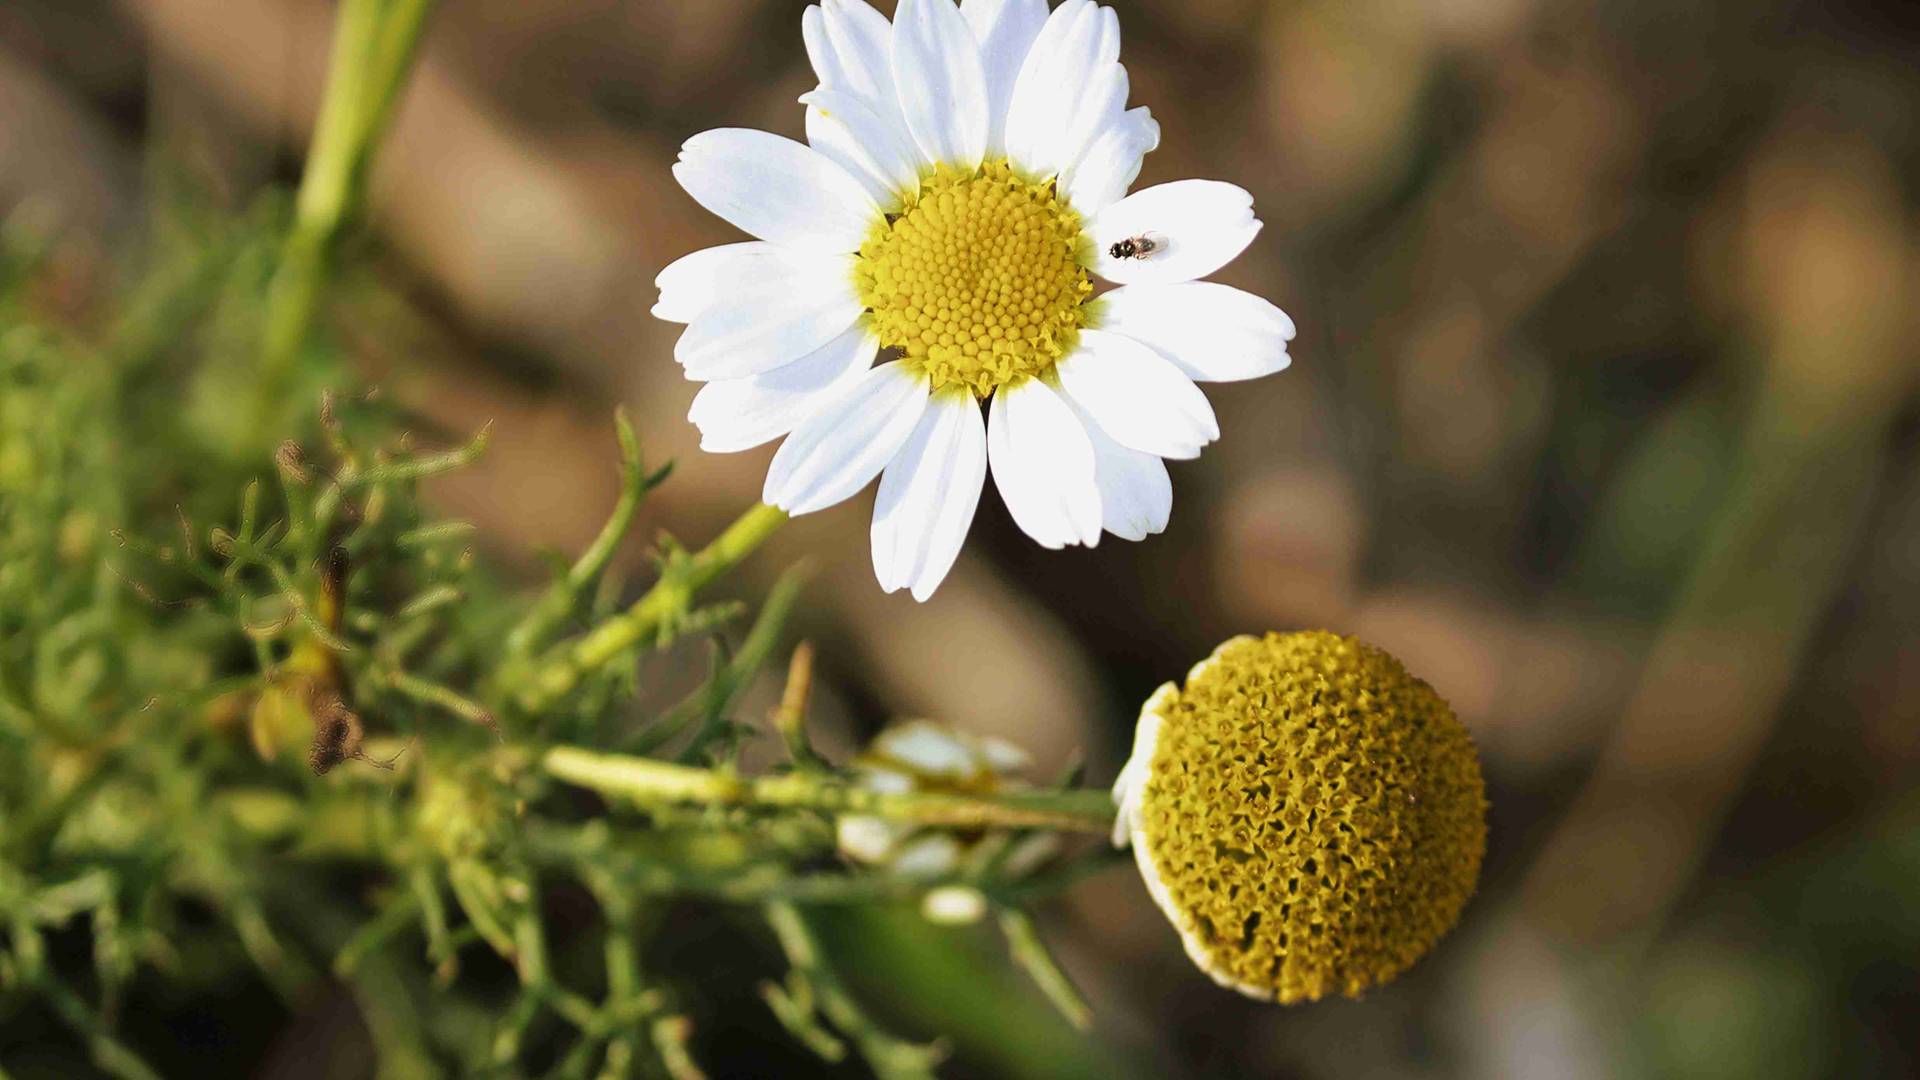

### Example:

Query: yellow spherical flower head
xmin=1111 ymin=631 xmax=1487 ymax=1003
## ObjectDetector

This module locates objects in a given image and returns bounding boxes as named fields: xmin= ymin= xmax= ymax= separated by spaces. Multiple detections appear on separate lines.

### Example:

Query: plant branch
xmin=542 ymin=747 xmax=1116 ymax=834
xmin=763 ymin=902 xmax=943 ymax=1080
xmin=506 ymin=409 xmax=663 ymax=659
xmin=506 ymin=503 xmax=788 ymax=714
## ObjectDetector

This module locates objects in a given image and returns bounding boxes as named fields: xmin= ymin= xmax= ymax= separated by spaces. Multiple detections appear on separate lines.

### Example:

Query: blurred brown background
xmin=4 ymin=0 xmax=1919 ymax=1076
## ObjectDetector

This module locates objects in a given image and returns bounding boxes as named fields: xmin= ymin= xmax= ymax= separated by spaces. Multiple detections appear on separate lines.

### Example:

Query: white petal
xmin=1002 ymin=0 xmax=1100 ymax=177
xmin=857 ymin=765 xmax=917 ymax=795
xmin=892 ymin=0 xmax=990 ymax=172
xmin=801 ymin=90 xmax=922 ymax=211
xmin=978 ymin=736 xmax=1032 ymax=776
xmin=1054 ymin=62 xmax=1129 ymax=185
xmin=1064 ymin=395 xmax=1171 ymax=541
xmin=960 ymin=0 xmax=1049 ymax=157
xmin=1092 ymin=5 xmax=1121 ymax=66
xmin=1061 ymin=106 xmax=1159 ymax=215
xmin=673 ymin=128 xmax=879 ymax=252
xmin=877 ymin=721 xmax=983 ymax=777
xmin=1055 ymin=329 xmax=1217 ymax=459
xmin=987 ymin=378 xmax=1101 ymax=549
xmin=804 ymin=1 xmax=902 ymax=121
xmin=654 ymin=243 xmax=750 ymax=324
xmin=890 ymin=834 xmax=962 ymax=878
xmin=1088 ymin=179 xmax=1262 ymax=285
xmin=1110 ymin=683 xmax=1172 ymax=847
xmin=654 ymin=242 xmax=844 ymax=324
xmin=674 ymin=266 xmax=863 ymax=381
xmin=837 ymin=815 xmax=902 ymax=862
xmin=872 ymin=390 xmax=987 ymax=601
xmin=764 ymin=362 xmax=930 ymax=515
xmin=688 ymin=326 xmax=878 ymax=452
xmin=1096 ymin=282 xmax=1295 ymax=382
xmin=804 ymin=108 xmax=893 ymax=210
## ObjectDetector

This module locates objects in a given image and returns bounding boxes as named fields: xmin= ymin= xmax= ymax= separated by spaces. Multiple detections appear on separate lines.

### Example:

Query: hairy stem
xmin=543 ymin=747 xmax=1116 ymax=834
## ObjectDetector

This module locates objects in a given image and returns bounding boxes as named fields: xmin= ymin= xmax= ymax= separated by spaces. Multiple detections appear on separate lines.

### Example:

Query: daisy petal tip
xmin=676 ymin=129 xmax=722 ymax=160
xmin=907 ymin=554 xmax=959 ymax=601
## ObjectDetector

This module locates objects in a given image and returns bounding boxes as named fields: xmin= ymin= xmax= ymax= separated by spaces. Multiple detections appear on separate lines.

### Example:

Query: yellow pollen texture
xmin=856 ymin=160 xmax=1091 ymax=396
xmin=1140 ymin=631 xmax=1488 ymax=1004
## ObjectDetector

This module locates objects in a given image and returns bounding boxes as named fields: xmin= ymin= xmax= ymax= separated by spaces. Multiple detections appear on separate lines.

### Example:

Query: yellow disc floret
xmin=1130 ymin=631 xmax=1487 ymax=1003
xmin=856 ymin=160 xmax=1091 ymax=396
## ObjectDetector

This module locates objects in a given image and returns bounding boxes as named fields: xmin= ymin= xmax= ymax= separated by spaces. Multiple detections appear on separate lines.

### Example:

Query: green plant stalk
xmin=996 ymin=908 xmax=1092 ymax=1031
xmin=764 ymin=901 xmax=942 ymax=1080
xmin=509 ymin=502 xmax=789 ymax=713
xmin=505 ymin=410 xmax=658 ymax=659
xmin=544 ymin=746 xmax=1116 ymax=834
xmin=255 ymin=0 xmax=437 ymax=437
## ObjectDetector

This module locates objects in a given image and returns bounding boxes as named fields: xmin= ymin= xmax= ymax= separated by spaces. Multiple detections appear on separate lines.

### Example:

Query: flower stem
xmin=504 ymin=409 xmax=658 ymax=659
xmin=997 ymin=908 xmax=1092 ymax=1031
xmin=508 ymin=502 xmax=789 ymax=714
xmin=543 ymin=746 xmax=1116 ymax=834
xmin=254 ymin=0 xmax=437 ymax=444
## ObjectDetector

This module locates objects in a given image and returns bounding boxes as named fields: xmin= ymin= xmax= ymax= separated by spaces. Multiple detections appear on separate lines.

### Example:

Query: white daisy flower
xmin=656 ymin=0 xmax=1295 ymax=600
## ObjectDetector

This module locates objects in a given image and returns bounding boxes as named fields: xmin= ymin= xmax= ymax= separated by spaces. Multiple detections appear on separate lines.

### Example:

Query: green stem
xmin=764 ymin=902 xmax=942 ymax=1080
xmin=543 ymin=747 xmax=1116 ymax=834
xmin=996 ymin=908 xmax=1092 ymax=1031
xmin=525 ymin=828 xmax=1126 ymax=906
xmin=509 ymin=503 xmax=789 ymax=714
xmin=255 ymin=0 xmax=437 ymax=440
xmin=347 ymin=424 xmax=493 ymax=488
xmin=383 ymin=667 xmax=496 ymax=732
xmin=38 ymin=975 xmax=163 ymax=1080
xmin=506 ymin=410 xmax=659 ymax=659
xmin=673 ymin=565 xmax=808 ymax=762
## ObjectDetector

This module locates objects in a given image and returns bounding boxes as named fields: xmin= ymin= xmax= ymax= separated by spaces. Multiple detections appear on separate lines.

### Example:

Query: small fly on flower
xmin=1108 ymin=232 xmax=1166 ymax=260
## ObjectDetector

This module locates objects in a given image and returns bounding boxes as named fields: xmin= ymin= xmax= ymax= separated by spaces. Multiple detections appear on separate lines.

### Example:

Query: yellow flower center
xmin=855 ymin=160 xmax=1091 ymax=396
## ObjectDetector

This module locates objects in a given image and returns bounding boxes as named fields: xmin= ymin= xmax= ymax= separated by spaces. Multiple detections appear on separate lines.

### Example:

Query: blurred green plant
xmin=0 ymin=2 xmax=1123 ymax=1076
